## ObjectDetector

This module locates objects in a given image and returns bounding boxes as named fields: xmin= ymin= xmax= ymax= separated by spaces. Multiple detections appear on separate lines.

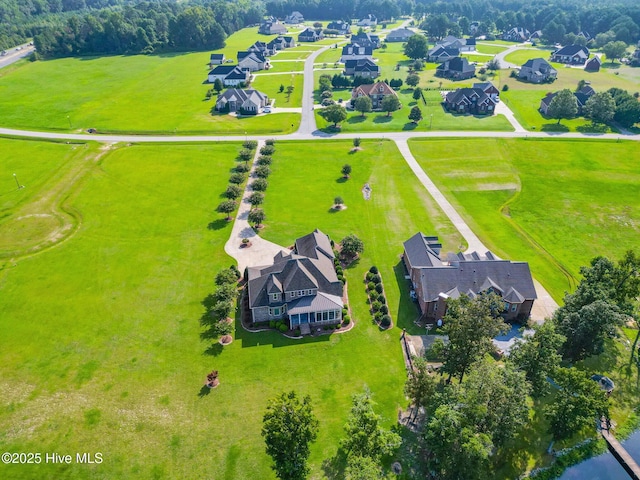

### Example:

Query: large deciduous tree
xmin=404 ymin=34 xmax=428 ymax=59
xmin=262 ymin=391 xmax=319 ymax=480
xmin=404 ymin=356 xmax=438 ymax=420
xmin=381 ymin=95 xmax=401 ymax=117
xmin=353 ymin=96 xmax=372 ymax=117
xmin=547 ymin=89 xmax=578 ymax=124
xmin=340 ymin=234 xmax=364 ymax=258
xmin=321 ymin=103 xmax=348 ymax=127
xmin=602 ymin=41 xmax=628 ymax=64
xmin=441 ymin=293 xmax=509 ymax=383
xmin=216 ymin=200 xmax=237 ymax=220
xmin=408 ymin=106 xmax=423 ymax=123
xmin=584 ymin=92 xmax=616 ymax=125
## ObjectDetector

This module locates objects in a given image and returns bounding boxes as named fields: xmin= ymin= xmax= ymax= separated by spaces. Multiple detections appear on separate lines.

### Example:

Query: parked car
xmin=1 ymin=50 xmax=7 ymax=56
xmin=263 ymin=106 xmax=272 ymax=113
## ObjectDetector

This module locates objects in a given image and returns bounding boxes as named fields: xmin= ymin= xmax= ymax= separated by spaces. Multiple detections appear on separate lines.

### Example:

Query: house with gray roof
xmin=209 ymin=53 xmax=225 ymax=67
xmin=502 ymin=27 xmax=530 ymax=42
xmin=435 ymin=57 xmax=476 ymax=80
xmin=444 ymin=83 xmax=498 ymax=115
xmin=298 ymin=27 xmax=323 ymax=42
xmin=340 ymin=43 xmax=374 ymax=62
xmin=207 ymin=65 xmax=250 ymax=86
xmin=386 ymin=28 xmax=415 ymax=42
xmin=427 ymin=45 xmax=460 ymax=62
xmin=238 ymin=51 xmax=270 ymax=71
xmin=284 ymin=11 xmax=304 ymax=24
xmin=327 ymin=20 xmax=351 ymax=35
xmin=518 ymin=58 xmax=557 ymax=83
xmin=550 ymin=45 xmax=590 ymax=64
xmin=344 ymin=58 xmax=380 ymax=78
xmin=215 ymin=88 xmax=269 ymax=114
xmin=259 ymin=18 xmax=288 ymax=35
xmin=403 ymin=233 xmax=536 ymax=322
xmin=357 ymin=14 xmax=377 ymax=27
xmin=247 ymin=230 xmax=344 ymax=329
xmin=351 ymin=32 xmax=381 ymax=49
xmin=435 ymin=36 xmax=475 ymax=52
xmin=539 ymin=85 xmax=595 ymax=116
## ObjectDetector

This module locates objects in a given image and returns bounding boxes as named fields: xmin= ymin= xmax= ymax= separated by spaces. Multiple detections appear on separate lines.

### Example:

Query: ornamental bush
xmin=257 ymin=155 xmax=272 ymax=165
xmin=369 ymin=266 xmax=378 ymax=274
xmin=380 ymin=304 xmax=389 ymax=315
xmin=367 ymin=282 xmax=376 ymax=291
xmin=369 ymin=291 xmax=378 ymax=302
xmin=229 ymin=173 xmax=246 ymax=184
xmin=235 ymin=163 xmax=250 ymax=173
xmin=279 ymin=323 xmax=288 ymax=332
xmin=371 ymin=301 xmax=382 ymax=312
xmin=343 ymin=316 xmax=350 ymax=324
xmin=269 ymin=320 xmax=276 ymax=328
xmin=342 ymin=308 xmax=348 ymax=317
xmin=255 ymin=165 xmax=271 ymax=178
xmin=371 ymin=274 xmax=381 ymax=284
xmin=378 ymin=295 xmax=386 ymax=305
xmin=252 ymin=178 xmax=268 ymax=191
xmin=366 ymin=272 xmax=374 ymax=282
xmin=381 ymin=315 xmax=391 ymax=328
xmin=260 ymin=145 xmax=275 ymax=155
xmin=375 ymin=283 xmax=384 ymax=294
xmin=265 ymin=139 xmax=276 ymax=146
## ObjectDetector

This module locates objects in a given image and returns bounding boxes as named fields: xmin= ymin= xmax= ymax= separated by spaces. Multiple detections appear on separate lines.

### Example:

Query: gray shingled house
xmin=403 ymin=233 xmax=536 ymax=322
xmin=518 ymin=58 xmax=557 ymax=83
xmin=247 ymin=230 xmax=344 ymax=328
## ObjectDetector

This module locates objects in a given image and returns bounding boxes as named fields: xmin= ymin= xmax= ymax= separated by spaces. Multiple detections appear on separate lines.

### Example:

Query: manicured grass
xmin=460 ymin=53 xmax=496 ymax=64
xmin=255 ymin=61 xmax=304 ymax=74
xmin=314 ymin=47 xmax=343 ymax=65
xmin=407 ymin=137 xmax=640 ymax=301
xmin=271 ymin=51 xmax=312 ymax=60
xmin=475 ymin=44 xmax=509 ymax=55
xmin=260 ymin=139 xmax=463 ymax=338
xmin=252 ymin=72 xmax=304 ymax=107
xmin=504 ymin=47 xmax=555 ymax=66
xmin=315 ymin=89 xmax=514 ymax=133
xmin=0 ymin=27 xmax=303 ymax=134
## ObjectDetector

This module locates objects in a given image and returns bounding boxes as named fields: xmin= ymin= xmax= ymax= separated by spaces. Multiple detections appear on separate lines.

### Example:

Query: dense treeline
xmin=414 ymin=0 xmax=640 ymax=45
xmin=1 ymin=0 xmax=264 ymax=56
xmin=265 ymin=0 xmax=413 ymax=22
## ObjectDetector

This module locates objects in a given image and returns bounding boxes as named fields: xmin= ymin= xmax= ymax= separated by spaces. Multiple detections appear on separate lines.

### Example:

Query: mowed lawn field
xmin=0 ymin=137 xmax=461 ymax=479
xmin=408 ymin=137 xmax=640 ymax=300
xmin=0 ymin=27 xmax=300 ymax=134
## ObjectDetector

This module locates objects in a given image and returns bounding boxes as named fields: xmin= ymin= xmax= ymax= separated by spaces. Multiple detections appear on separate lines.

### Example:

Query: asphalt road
xmin=0 ymin=43 xmax=35 ymax=69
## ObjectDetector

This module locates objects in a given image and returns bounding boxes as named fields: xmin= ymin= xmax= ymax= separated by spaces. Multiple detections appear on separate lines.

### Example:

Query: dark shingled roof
xmin=403 ymin=232 xmax=443 ymax=268
xmin=436 ymin=56 xmax=475 ymax=73
xmin=553 ymin=45 xmax=589 ymax=56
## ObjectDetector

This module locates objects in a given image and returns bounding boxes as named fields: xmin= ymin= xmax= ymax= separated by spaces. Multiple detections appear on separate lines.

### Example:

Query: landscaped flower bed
xmin=365 ymin=265 xmax=393 ymax=329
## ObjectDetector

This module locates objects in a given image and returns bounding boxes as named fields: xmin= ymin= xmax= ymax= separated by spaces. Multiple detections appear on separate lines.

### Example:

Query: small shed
xmin=585 ymin=56 xmax=601 ymax=72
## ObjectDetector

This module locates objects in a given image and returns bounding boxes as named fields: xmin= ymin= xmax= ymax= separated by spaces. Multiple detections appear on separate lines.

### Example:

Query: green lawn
xmin=0 ymin=137 xmax=461 ymax=480
xmin=315 ymin=90 xmax=514 ymax=133
xmin=475 ymin=44 xmax=509 ymax=55
xmin=460 ymin=53 xmax=496 ymax=64
xmin=252 ymin=73 xmax=304 ymax=107
xmin=504 ymin=47 xmax=555 ymax=66
xmin=255 ymin=61 xmax=304 ymax=74
xmin=314 ymin=47 xmax=343 ymax=65
xmin=0 ymin=27 xmax=303 ymax=134
xmin=407 ymin=137 xmax=640 ymax=301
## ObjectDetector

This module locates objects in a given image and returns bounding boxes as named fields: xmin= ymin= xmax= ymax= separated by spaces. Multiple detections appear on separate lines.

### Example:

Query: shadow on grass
xmin=403 ymin=122 xmax=418 ymax=131
xmin=347 ymin=115 xmax=367 ymax=124
xmin=204 ymin=343 xmax=224 ymax=356
xmin=198 ymin=385 xmax=212 ymax=397
xmin=400 ymin=88 xmax=414 ymax=95
xmin=336 ymin=177 xmax=347 ymax=183
xmin=373 ymin=115 xmax=393 ymax=123
xmin=541 ymin=123 xmax=570 ymax=132
xmin=576 ymin=123 xmax=609 ymax=134
xmin=208 ymin=218 xmax=231 ymax=230
xmin=321 ymin=449 xmax=347 ymax=480
xmin=393 ymin=261 xmax=423 ymax=335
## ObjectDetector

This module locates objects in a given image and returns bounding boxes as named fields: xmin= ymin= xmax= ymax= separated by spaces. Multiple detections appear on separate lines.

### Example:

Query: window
xmin=512 ymin=304 xmax=517 ymax=312
xmin=328 ymin=311 xmax=335 ymax=320
xmin=307 ymin=289 xmax=313 ymax=295
xmin=271 ymin=293 xmax=279 ymax=301
xmin=269 ymin=307 xmax=281 ymax=316
xmin=433 ymin=303 xmax=438 ymax=312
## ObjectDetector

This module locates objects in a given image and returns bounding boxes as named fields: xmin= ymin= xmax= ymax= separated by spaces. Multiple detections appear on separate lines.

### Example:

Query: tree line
xmin=12 ymin=1 xmax=265 ymax=57
xmin=264 ymin=0 xmax=412 ymax=22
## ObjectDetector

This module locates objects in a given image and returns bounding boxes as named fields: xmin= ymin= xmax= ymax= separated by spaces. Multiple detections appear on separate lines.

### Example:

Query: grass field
xmin=0 ymin=137 xmax=461 ymax=480
xmin=504 ymin=47 xmax=555 ymax=66
xmin=407 ymin=137 xmax=640 ymax=300
xmin=252 ymin=73 xmax=304 ymax=107
xmin=475 ymin=44 xmax=509 ymax=55
xmin=255 ymin=61 xmax=304 ymax=74
xmin=0 ymin=27 xmax=303 ymax=134
xmin=315 ymin=89 xmax=514 ymax=133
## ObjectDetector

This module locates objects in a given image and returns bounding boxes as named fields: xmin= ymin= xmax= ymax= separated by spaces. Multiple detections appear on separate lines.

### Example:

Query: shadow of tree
xmin=204 ymin=343 xmax=224 ymax=356
xmin=321 ymin=449 xmax=347 ymax=480
xmin=541 ymin=123 xmax=570 ymax=132
xmin=403 ymin=122 xmax=418 ymax=131
xmin=347 ymin=115 xmax=367 ymax=124
xmin=208 ymin=218 xmax=231 ymax=230
xmin=373 ymin=115 xmax=393 ymax=123
xmin=576 ymin=123 xmax=608 ymax=134
xmin=198 ymin=385 xmax=212 ymax=397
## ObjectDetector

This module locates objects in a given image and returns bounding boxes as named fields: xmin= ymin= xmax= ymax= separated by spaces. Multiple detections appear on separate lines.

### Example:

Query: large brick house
xmin=247 ymin=230 xmax=344 ymax=328
xmin=403 ymin=233 xmax=537 ymax=322
xmin=351 ymin=81 xmax=397 ymax=109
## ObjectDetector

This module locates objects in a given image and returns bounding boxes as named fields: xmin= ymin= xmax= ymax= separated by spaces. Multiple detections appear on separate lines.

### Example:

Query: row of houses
xmin=501 ymin=27 xmax=591 ymax=44
xmin=247 ymin=230 xmax=537 ymax=327
xmin=340 ymin=31 xmax=383 ymax=78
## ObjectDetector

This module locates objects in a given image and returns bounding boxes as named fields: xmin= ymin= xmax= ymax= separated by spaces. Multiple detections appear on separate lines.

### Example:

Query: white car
xmin=263 ymin=106 xmax=272 ymax=113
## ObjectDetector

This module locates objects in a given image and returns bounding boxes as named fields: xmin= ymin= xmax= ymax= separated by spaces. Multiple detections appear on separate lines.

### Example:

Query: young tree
xmin=211 ymin=317 xmax=233 ymax=337
xmin=404 ymin=34 xmax=428 ymax=59
xmin=545 ymin=367 xmax=609 ymax=441
xmin=602 ymin=41 xmax=628 ymax=64
xmin=509 ymin=321 xmax=565 ymax=398
xmin=341 ymin=164 xmax=352 ymax=178
xmin=242 ymin=140 xmax=257 ymax=150
xmin=213 ymin=78 xmax=224 ymax=93
xmin=224 ymin=184 xmax=242 ymax=200
xmin=210 ymin=300 xmax=233 ymax=321
xmin=279 ymin=84 xmax=285 ymax=93
xmin=229 ymin=173 xmax=246 ymax=185
xmin=441 ymin=293 xmax=509 ymax=383
xmin=340 ymin=234 xmax=364 ymax=258
xmin=353 ymin=137 xmax=361 ymax=148
xmin=213 ymin=282 xmax=238 ymax=303
xmin=216 ymin=200 xmax=237 ymax=220
xmin=486 ymin=58 xmax=500 ymax=71
xmin=405 ymin=73 xmax=420 ymax=87
xmin=412 ymin=87 xmax=423 ymax=101
xmin=404 ymin=356 xmax=438 ymax=420
xmin=381 ymin=95 xmax=401 ymax=117
xmin=413 ymin=59 xmax=424 ymax=71
xmin=408 ymin=106 xmax=423 ymax=123
xmin=334 ymin=196 xmax=344 ymax=206
xmin=215 ymin=268 xmax=238 ymax=286
xmin=353 ymin=96 xmax=372 ymax=117
xmin=547 ymin=89 xmax=578 ymax=124
xmin=248 ymin=191 xmax=264 ymax=208
xmin=238 ymin=149 xmax=253 ymax=162
xmin=340 ymin=390 xmax=401 ymax=460
xmin=262 ymin=391 xmax=319 ymax=480
xmin=255 ymin=165 xmax=271 ymax=178
xmin=321 ymin=103 xmax=348 ymax=127
xmin=248 ymin=208 xmax=266 ymax=227
xmin=584 ymin=92 xmax=616 ymax=125
xmin=251 ymin=178 xmax=268 ymax=191
xmin=345 ymin=456 xmax=383 ymax=480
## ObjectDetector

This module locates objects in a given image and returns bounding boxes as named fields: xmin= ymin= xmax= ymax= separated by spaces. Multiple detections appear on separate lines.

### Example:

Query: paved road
xmin=0 ymin=43 xmax=35 ymax=69
xmin=492 ymin=43 xmax=523 ymax=69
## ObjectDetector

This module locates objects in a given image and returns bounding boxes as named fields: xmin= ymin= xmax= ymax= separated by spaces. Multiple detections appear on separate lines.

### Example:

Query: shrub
xmin=257 ymin=155 xmax=272 ymax=165
xmin=224 ymin=184 xmax=242 ymax=199
xmin=260 ymin=145 xmax=275 ymax=155
xmin=335 ymin=266 xmax=343 ymax=275
xmin=323 ymin=326 xmax=329 ymax=331
xmin=343 ymin=316 xmax=350 ymax=324
xmin=265 ymin=139 xmax=276 ymax=146
xmin=275 ymin=321 xmax=282 ymax=329
xmin=269 ymin=320 xmax=276 ymax=328
xmin=353 ymin=137 xmax=361 ymax=148
xmin=502 ymin=84 xmax=509 ymax=91
xmin=251 ymin=178 xmax=268 ymax=191
xmin=238 ymin=149 xmax=253 ymax=161
xmin=371 ymin=274 xmax=381 ymax=284
xmin=294 ymin=328 xmax=301 ymax=336
xmin=380 ymin=304 xmax=389 ymax=315
xmin=371 ymin=301 xmax=382 ymax=312
xmin=369 ymin=266 xmax=378 ymax=274
xmin=321 ymin=90 xmax=333 ymax=98
xmin=255 ymin=165 xmax=271 ymax=178
xmin=215 ymin=268 xmax=238 ymax=286
xmin=367 ymin=282 xmax=376 ymax=291
xmin=342 ymin=308 xmax=348 ymax=317
xmin=374 ymin=311 xmax=382 ymax=322
xmin=378 ymin=295 xmax=386 ymax=305
xmin=243 ymin=140 xmax=258 ymax=150
xmin=279 ymin=323 xmax=288 ymax=332
xmin=366 ymin=272 xmax=374 ymax=282
xmin=380 ymin=315 xmax=391 ymax=328
xmin=375 ymin=283 xmax=384 ymax=294
xmin=235 ymin=163 xmax=250 ymax=173
xmin=229 ymin=173 xmax=246 ymax=184
xmin=369 ymin=291 xmax=378 ymax=302
xmin=337 ymin=274 xmax=344 ymax=282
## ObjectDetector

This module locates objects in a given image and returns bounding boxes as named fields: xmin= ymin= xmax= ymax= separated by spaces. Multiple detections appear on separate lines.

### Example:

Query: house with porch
xmin=444 ymin=86 xmax=497 ymax=115
xmin=518 ymin=58 xmax=557 ymax=83
xmin=550 ymin=45 xmax=590 ymax=64
xmin=238 ymin=51 xmax=270 ymax=71
xmin=327 ymin=20 xmax=351 ymax=35
xmin=351 ymin=32 xmax=381 ymax=49
xmin=427 ymin=45 xmax=460 ymax=62
xmin=351 ymin=81 xmax=397 ymax=109
xmin=247 ymin=230 xmax=344 ymax=330
xmin=215 ymin=88 xmax=269 ymax=114
xmin=207 ymin=65 xmax=250 ymax=86
xmin=435 ymin=57 xmax=476 ymax=80
xmin=344 ymin=58 xmax=380 ymax=78
xmin=402 ymin=233 xmax=537 ymax=323
xmin=298 ymin=27 xmax=323 ymax=42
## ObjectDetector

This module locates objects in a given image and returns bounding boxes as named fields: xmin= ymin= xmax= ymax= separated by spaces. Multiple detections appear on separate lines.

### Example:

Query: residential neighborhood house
xmin=209 ymin=53 xmax=225 ymax=67
xmin=259 ymin=18 xmax=288 ymax=35
xmin=385 ymin=28 xmax=415 ymax=42
xmin=351 ymin=81 xmax=397 ymax=109
xmin=208 ymin=65 xmax=250 ymax=86
xmin=215 ymin=88 xmax=269 ymax=114
xmin=402 ymin=233 xmax=537 ymax=322
xmin=502 ymin=27 xmax=530 ymax=42
xmin=539 ymin=85 xmax=596 ymax=115
xmin=443 ymin=82 xmax=498 ymax=115
xmin=351 ymin=31 xmax=381 ymax=49
xmin=435 ymin=57 xmax=476 ymax=80
xmin=238 ymin=51 xmax=270 ymax=71
xmin=340 ymin=43 xmax=374 ymax=62
xmin=550 ymin=45 xmax=590 ymax=64
xmin=344 ymin=58 xmax=380 ymax=78
xmin=632 ymin=48 xmax=640 ymax=67
xmin=435 ymin=35 xmax=475 ymax=52
xmin=284 ymin=11 xmax=304 ymax=24
xmin=357 ymin=14 xmax=377 ymax=27
xmin=518 ymin=58 xmax=557 ymax=83
xmin=298 ymin=27 xmax=323 ymax=42
xmin=247 ymin=229 xmax=344 ymax=329
xmin=427 ymin=45 xmax=460 ymax=62
xmin=327 ymin=20 xmax=351 ymax=35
